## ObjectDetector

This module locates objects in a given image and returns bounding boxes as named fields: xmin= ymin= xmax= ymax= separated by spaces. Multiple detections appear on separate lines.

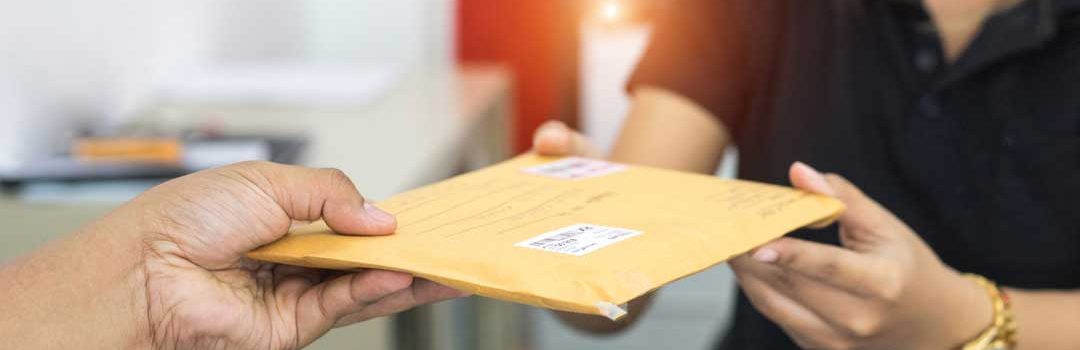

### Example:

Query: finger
xmin=273 ymin=264 xmax=325 ymax=302
xmin=239 ymin=162 xmax=397 ymax=237
xmin=293 ymin=269 xmax=413 ymax=346
xmin=789 ymin=162 xmax=901 ymax=236
xmin=789 ymin=161 xmax=837 ymax=196
xmin=333 ymin=279 xmax=470 ymax=327
xmin=730 ymin=256 xmax=846 ymax=349
xmin=752 ymin=237 xmax=897 ymax=299
xmin=734 ymin=254 xmax=878 ymax=344
xmin=532 ymin=120 xmax=571 ymax=156
xmin=823 ymin=173 xmax=905 ymax=232
xmin=532 ymin=120 xmax=601 ymax=157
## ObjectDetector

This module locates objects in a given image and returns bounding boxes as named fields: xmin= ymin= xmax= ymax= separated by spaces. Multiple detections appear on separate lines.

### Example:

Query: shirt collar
xmin=932 ymin=0 xmax=1068 ymax=89
xmin=886 ymin=0 xmax=1079 ymax=29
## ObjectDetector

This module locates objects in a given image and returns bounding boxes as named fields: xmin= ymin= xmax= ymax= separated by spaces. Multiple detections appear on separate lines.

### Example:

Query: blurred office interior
xmin=0 ymin=0 xmax=737 ymax=349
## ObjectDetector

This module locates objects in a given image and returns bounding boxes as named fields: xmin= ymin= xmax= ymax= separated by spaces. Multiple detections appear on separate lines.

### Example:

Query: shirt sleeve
xmin=627 ymin=0 xmax=752 ymax=135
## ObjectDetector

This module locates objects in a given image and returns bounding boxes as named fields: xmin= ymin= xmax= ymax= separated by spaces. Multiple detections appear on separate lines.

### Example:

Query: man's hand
xmin=130 ymin=162 xmax=465 ymax=349
xmin=729 ymin=162 xmax=992 ymax=349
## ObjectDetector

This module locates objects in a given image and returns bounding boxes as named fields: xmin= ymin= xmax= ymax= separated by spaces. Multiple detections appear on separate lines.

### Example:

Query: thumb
xmin=235 ymin=162 xmax=397 ymax=241
xmin=789 ymin=162 xmax=896 ymax=233
xmin=532 ymin=120 xmax=602 ymax=157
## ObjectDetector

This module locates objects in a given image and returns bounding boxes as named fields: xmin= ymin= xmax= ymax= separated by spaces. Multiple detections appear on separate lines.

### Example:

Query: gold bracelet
xmin=959 ymin=273 xmax=1017 ymax=350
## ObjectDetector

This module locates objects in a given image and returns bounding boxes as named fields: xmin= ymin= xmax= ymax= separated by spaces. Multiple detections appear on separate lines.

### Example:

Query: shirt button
xmin=914 ymin=49 xmax=938 ymax=72
xmin=918 ymin=96 xmax=941 ymax=118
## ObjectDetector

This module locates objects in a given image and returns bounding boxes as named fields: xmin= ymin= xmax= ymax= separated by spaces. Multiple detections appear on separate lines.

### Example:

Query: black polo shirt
xmin=628 ymin=0 xmax=1080 ymax=349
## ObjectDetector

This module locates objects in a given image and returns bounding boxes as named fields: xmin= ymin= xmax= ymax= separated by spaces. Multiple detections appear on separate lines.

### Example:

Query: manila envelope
xmin=248 ymin=154 xmax=844 ymax=319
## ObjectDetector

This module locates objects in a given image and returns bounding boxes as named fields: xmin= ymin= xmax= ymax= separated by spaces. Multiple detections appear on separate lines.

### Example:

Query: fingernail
xmin=363 ymin=202 xmax=395 ymax=224
xmin=752 ymin=248 xmax=779 ymax=263
xmin=793 ymin=161 xmax=836 ymax=196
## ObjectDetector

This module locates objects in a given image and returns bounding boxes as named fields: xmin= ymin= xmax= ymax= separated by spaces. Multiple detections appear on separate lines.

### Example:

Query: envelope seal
xmin=596 ymin=302 xmax=629 ymax=321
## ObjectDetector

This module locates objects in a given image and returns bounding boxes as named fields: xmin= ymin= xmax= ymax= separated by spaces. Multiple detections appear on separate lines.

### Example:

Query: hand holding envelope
xmin=249 ymin=154 xmax=844 ymax=319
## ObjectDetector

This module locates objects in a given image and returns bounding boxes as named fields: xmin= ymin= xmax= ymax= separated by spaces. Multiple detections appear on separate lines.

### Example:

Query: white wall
xmin=0 ymin=0 xmax=453 ymax=170
xmin=304 ymin=0 xmax=454 ymax=68
xmin=208 ymin=0 xmax=453 ymax=67
xmin=580 ymin=23 xmax=652 ymax=154
xmin=0 ymin=0 xmax=213 ymax=168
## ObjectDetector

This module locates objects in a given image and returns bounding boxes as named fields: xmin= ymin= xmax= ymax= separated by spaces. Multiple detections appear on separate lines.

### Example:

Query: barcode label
xmin=522 ymin=157 xmax=627 ymax=180
xmin=515 ymin=223 xmax=642 ymax=256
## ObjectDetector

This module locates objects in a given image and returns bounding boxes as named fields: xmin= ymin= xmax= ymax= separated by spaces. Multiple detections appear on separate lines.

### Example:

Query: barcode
xmin=528 ymin=229 xmax=582 ymax=247
xmin=515 ymin=224 xmax=641 ymax=256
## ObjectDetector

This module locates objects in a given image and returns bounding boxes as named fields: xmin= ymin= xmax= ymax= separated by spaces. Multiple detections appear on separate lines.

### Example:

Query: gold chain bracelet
xmin=959 ymin=273 xmax=1017 ymax=350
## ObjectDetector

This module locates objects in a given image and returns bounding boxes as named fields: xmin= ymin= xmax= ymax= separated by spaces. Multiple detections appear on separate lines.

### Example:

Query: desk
xmin=0 ymin=64 xmax=514 ymax=350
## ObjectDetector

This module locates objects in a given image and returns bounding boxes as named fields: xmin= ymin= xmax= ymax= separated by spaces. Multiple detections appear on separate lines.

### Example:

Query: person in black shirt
xmin=534 ymin=0 xmax=1080 ymax=348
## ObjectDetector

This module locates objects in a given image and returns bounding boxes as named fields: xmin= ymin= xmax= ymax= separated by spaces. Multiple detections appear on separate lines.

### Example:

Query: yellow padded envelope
xmin=248 ymin=154 xmax=843 ymax=319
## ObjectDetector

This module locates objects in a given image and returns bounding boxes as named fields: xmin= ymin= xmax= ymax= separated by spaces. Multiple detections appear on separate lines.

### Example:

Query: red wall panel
xmin=457 ymin=0 xmax=576 ymax=153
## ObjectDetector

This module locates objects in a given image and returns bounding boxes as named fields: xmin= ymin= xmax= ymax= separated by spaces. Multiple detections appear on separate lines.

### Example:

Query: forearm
xmin=1005 ymin=288 xmax=1080 ymax=350
xmin=610 ymin=86 xmax=729 ymax=174
xmin=0 ymin=206 xmax=149 ymax=349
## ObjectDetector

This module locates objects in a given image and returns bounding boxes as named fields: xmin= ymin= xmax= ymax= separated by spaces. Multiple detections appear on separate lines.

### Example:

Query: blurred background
xmin=0 ymin=0 xmax=737 ymax=349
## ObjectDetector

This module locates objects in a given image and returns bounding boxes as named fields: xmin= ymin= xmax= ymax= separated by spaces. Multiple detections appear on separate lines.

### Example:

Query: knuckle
xmin=223 ymin=160 xmax=279 ymax=183
xmin=213 ymin=162 xmax=276 ymax=195
xmin=321 ymin=167 xmax=355 ymax=186
xmin=321 ymin=167 xmax=361 ymax=197
xmin=773 ymin=268 xmax=799 ymax=291
xmin=321 ymin=167 xmax=349 ymax=180
xmin=818 ymin=259 xmax=841 ymax=281
xmin=843 ymin=313 xmax=884 ymax=338
xmin=233 ymin=159 xmax=276 ymax=170
xmin=876 ymin=281 xmax=903 ymax=302
xmin=772 ymin=269 xmax=797 ymax=290
xmin=870 ymin=266 xmax=904 ymax=302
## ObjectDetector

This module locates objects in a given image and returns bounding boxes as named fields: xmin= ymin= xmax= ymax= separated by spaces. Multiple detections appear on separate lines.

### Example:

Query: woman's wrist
xmin=945 ymin=270 xmax=998 ymax=348
xmin=926 ymin=268 xmax=995 ymax=349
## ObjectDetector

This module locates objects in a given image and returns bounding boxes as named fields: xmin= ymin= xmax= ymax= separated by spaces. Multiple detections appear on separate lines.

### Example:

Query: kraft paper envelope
xmin=248 ymin=155 xmax=844 ymax=319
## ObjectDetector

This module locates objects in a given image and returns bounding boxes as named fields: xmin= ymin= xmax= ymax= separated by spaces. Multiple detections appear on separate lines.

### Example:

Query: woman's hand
xmin=729 ymin=162 xmax=993 ymax=350
xmin=531 ymin=120 xmax=602 ymax=158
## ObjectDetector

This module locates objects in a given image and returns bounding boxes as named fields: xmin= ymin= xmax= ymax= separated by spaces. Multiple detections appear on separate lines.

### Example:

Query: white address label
xmin=522 ymin=157 xmax=627 ymax=180
xmin=515 ymin=223 xmax=642 ymax=256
